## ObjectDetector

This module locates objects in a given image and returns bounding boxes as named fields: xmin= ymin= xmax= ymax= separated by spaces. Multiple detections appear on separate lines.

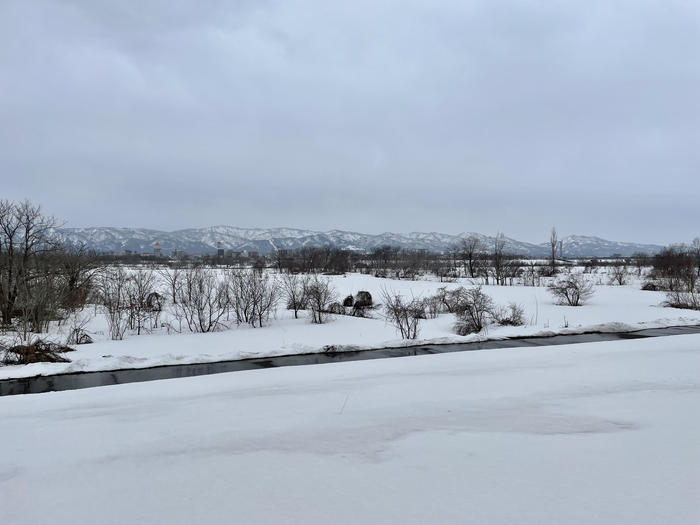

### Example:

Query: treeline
xmin=272 ymin=236 xmax=550 ymax=284
xmin=0 ymin=200 xmax=96 ymax=336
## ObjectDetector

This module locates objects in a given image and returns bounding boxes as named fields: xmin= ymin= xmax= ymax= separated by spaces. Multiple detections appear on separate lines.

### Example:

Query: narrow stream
xmin=2 ymin=325 xmax=699 ymax=396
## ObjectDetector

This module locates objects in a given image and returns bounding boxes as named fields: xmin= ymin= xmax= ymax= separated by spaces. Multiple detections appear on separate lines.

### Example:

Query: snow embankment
xmin=2 ymin=334 xmax=699 ymax=524
xmin=1 ymin=274 xmax=699 ymax=380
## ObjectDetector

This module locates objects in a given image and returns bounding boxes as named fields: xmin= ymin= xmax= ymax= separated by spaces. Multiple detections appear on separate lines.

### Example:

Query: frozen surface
xmin=2 ymin=334 xmax=699 ymax=524
xmin=2 ymin=273 xmax=699 ymax=380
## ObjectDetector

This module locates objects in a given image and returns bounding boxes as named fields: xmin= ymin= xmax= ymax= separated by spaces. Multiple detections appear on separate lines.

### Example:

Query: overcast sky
xmin=1 ymin=1 xmax=698 ymax=244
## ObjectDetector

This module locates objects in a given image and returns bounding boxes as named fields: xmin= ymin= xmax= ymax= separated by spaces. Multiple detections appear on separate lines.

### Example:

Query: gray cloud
xmin=1 ymin=0 xmax=698 ymax=244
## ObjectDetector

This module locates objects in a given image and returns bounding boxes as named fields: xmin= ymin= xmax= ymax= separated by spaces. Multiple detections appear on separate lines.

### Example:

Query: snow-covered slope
xmin=55 ymin=226 xmax=664 ymax=257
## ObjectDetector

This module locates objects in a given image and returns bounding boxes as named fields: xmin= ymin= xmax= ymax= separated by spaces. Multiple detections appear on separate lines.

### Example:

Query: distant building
xmin=154 ymin=242 xmax=161 ymax=257
xmin=247 ymin=250 xmax=259 ymax=259
xmin=123 ymin=249 xmax=133 ymax=256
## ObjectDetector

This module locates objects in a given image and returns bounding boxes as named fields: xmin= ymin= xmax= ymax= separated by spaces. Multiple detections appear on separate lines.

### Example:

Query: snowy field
xmin=2 ymin=272 xmax=700 ymax=379
xmin=2 ymin=334 xmax=699 ymax=524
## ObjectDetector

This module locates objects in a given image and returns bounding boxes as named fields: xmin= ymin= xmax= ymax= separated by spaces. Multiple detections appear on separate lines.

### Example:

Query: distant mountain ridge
xmin=55 ymin=226 xmax=664 ymax=258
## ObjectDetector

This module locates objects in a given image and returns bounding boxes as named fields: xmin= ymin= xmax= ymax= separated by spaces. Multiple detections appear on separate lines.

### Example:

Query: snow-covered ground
xmin=2 ymin=272 xmax=699 ymax=380
xmin=2 ymin=334 xmax=699 ymax=524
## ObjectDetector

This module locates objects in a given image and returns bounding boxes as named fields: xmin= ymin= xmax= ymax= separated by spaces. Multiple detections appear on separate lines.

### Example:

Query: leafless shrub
xmin=547 ymin=274 xmax=595 ymax=306
xmin=174 ymin=266 xmax=229 ymax=333
xmin=453 ymin=286 xmax=494 ymax=335
xmin=381 ymin=289 xmax=424 ymax=339
xmin=65 ymin=311 xmax=93 ymax=345
xmin=423 ymin=295 xmax=442 ymax=319
xmin=434 ymin=286 xmax=470 ymax=314
xmin=493 ymin=302 xmax=526 ymax=326
xmin=663 ymin=290 xmax=700 ymax=310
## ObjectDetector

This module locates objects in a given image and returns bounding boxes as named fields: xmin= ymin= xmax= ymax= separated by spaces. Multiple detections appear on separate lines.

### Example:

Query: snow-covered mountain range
xmin=55 ymin=226 xmax=664 ymax=258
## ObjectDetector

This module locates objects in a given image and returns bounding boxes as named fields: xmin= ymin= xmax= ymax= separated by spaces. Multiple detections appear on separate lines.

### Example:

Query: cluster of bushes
xmin=448 ymin=288 xmax=525 ymax=335
xmin=96 ymin=266 xmax=379 ymax=341
xmin=380 ymin=274 xmax=603 ymax=340
xmin=663 ymin=289 xmax=700 ymax=311
xmin=644 ymin=245 xmax=700 ymax=310
xmin=98 ymin=267 xmax=350 ymax=338
xmin=381 ymin=286 xmax=526 ymax=340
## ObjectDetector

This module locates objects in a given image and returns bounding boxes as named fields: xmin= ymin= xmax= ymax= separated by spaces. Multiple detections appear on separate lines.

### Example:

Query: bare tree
xmin=459 ymin=235 xmax=483 ymax=279
xmin=156 ymin=265 xmax=184 ymax=305
xmin=305 ymin=274 xmax=336 ymax=324
xmin=126 ymin=268 xmax=158 ymax=335
xmin=502 ymin=257 xmax=522 ymax=286
xmin=381 ymin=288 xmax=424 ymax=339
xmin=97 ymin=267 xmax=131 ymax=340
xmin=280 ymin=272 xmax=310 ymax=319
xmin=523 ymin=260 xmax=541 ymax=287
xmin=490 ymin=232 xmax=507 ymax=285
xmin=548 ymin=274 xmax=595 ymax=306
xmin=550 ymin=227 xmax=558 ymax=273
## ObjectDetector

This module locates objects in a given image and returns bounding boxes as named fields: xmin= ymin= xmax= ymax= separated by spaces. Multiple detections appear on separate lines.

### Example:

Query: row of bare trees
xmin=95 ymin=265 xmax=342 ymax=339
xmin=380 ymin=285 xmax=529 ymax=340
